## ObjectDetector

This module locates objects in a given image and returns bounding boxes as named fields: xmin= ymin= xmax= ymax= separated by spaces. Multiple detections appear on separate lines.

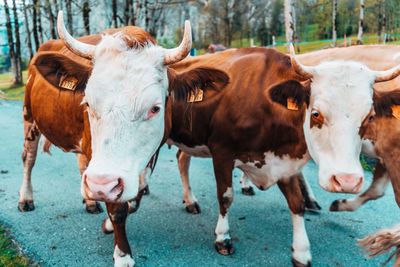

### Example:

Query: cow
xmin=86 ymin=36 xmax=400 ymax=267
xmin=232 ymin=45 xmax=400 ymax=215
xmin=32 ymin=12 xmax=400 ymax=264
xmin=20 ymin=11 xmax=234 ymax=267
xmin=357 ymin=88 xmax=400 ymax=266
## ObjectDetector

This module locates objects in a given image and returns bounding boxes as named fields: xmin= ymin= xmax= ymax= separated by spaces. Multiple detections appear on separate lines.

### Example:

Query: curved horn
xmin=374 ymin=64 xmax=400 ymax=83
xmin=289 ymin=43 xmax=314 ymax=79
xmin=164 ymin=20 xmax=192 ymax=65
xmin=57 ymin=11 xmax=96 ymax=59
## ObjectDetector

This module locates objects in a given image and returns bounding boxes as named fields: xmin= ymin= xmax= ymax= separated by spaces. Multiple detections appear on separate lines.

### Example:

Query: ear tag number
xmin=391 ymin=105 xmax=400 ymax=120
xmin=187 ymin=89 xmax=204 ymax=103
xmin=59 ymin=75 xmax=78 ymax=91
xmin=287 ymin=97 xmax=299 ymax=111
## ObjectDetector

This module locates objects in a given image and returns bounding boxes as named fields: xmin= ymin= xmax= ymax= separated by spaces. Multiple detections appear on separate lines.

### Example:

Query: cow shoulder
xmin=167 ymin=67 xmax=229 ymax=101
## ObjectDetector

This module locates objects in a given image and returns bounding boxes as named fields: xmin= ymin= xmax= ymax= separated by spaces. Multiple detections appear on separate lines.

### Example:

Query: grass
xmin=0 ymin=70 xmax=28 ymax=101
xmin=0 ymin=225 xmax=32 ymax=267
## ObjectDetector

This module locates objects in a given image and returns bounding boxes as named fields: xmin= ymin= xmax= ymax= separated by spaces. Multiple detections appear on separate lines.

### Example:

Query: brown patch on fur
xmin=43 ymin=138 xmax=52 ymax=154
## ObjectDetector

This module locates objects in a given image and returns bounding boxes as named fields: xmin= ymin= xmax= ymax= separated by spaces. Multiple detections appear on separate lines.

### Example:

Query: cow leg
xmin=298 ymin=173 xmax=321 ymax=212
xmin=278 ymin=175 xmax=311 ymax=267
xmin=212 ymin=154 xmax=234 ymax=255
xmin=177 ymin=150 xmax=200 ymax=214
xmin=330 ymin=162 xmax=389 ymax=212
xmin=106 ymin=202 xmax=134 ymax=267
xmin=102 ymin=182 xmax=148 ymax=235
xmin=77 ymin=153 xmax=103 ymax=214
xmin=18 ymin=121 xmax=41 ymax=212
xmin=240 ymin=173 xmax=255 ymax=196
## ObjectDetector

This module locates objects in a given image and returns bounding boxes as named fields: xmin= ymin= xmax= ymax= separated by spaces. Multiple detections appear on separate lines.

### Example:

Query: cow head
xmin=361 ymin=90 xmax=400 ymax=206
xmin=56 ymin=12 xmax=228 ymax=202
xmin=289 ymin=45 xmax=400 ymax=193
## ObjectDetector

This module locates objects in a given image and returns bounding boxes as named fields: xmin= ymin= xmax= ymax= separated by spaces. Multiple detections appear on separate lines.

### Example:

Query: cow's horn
xmin=374 ymin=65 xmax=400 ymax=83
xmin=289 ymin=43 xmax=314 ymax=79
xmin=57 ymin=11 xmax=95 ymax=59
xmin=164 ymin=20 xmax=192 ymax=65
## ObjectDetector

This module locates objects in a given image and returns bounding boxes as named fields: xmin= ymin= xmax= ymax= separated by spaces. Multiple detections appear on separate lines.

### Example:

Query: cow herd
xmin=16 ymin=11 xmax=400 ymax=266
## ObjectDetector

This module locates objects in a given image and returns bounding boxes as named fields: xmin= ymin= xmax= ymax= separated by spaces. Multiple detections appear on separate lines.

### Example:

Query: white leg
xmin=18 ymin=121 xmax=40 ymax=212
xmin=113 ymin=245 xmax=135 ymax=267
xmin=215 ymin=214 xmax=230 ymax=242
xmin=291 ymin=212 xmax=312 ymax=266
xmin=177 ymin=150 xmax=200 ymax=213
xmin=240 ymin=172 xmax=255 ymax=196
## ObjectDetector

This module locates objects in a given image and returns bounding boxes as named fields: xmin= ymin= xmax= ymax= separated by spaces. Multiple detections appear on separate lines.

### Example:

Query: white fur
xmin=240 ymin=173 xmax=252 ymax=189
xmin=104 ymin=218 xmax=114 ymax=232
xmin=234 ymin=152 xmax=309 ymax=190
xmin=82 ymin=34 xmax=169 ymax=202
xmin=362 ymin=139 xmax=377 ymax=158
xmin=291 ymin=212 xmax=311 ymax=265
xmin=303 ymin=61 xmax=375 ymax=191
xmin=215 ymin=214 xmax=230 ymax=242
xmin=171 ymin=141 xmax=212 ymax=157
xmin=113 ymin=245 xmax=135 ymax=267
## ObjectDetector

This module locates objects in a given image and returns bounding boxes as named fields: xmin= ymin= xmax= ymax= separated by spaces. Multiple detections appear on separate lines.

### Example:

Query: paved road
xmin=0 ymin=100 xmax=399 ymax=267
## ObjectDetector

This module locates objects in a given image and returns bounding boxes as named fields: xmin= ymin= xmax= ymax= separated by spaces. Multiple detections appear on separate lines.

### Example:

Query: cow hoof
xmin=143 ymin=185 xmax=150 ymax=195
xmin=292 ymin=258 xmax=311 ymax=267
xmin=215 ymin=239 xmax=234 ymax=255
xmin=18 ymin=200 xmax=35 ymax=212
xmin=241 ymin=186 xmax=255 ymax=196
xmin=85 ymin=201 xmax=103 ymax=214
xmin=185 ymin=202 xmax=201 ymax=214
xmin=102 ymin=218 xmax=114 ymax=234
xmin=305 ymin=200 xmax=321 ymax=213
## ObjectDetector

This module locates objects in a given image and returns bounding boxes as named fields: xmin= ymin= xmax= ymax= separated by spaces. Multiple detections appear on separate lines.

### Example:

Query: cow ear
xmin=31 ymin=51 xmax=92 ymax=91
xmin=373 ymin=90 xmax=400 ymax=119
xmin=168 ymin=67 xmax=229 ymax=101
xmin=269 ymin=80 xmax=310 ymax=110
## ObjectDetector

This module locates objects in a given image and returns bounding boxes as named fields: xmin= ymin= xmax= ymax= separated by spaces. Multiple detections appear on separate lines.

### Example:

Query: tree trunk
xmin=82 ymin=0 xmax=91 ymax=35
xmin=45 ymin=0 xmax=57 ymax=39
xmin=144 ymin=0 xmax=149 ymax=31
xmin=124 ymin=0 xmax=133 ymax=26
xmin=4 ymin=0 xmax=19 ymax=84
xmin=12 ymin=0 xmax=23 ymax=84
xmin=382 ymin=3 xmax=386 ymax=43
xmin=32 ymin=0 xmax=40 ymax=50
xmin=112 ymin=0 xmax=118 ymax=27
xmin=66 ymin=0 xmax=74 ymax=35
xmin=284 ymin=0 xmax=296 ymax=50
xmin=332 ymin=0 xmax=337 ymax=47
xmin=36 ymin=0 xmax=44 ymax=43
xmin=22 ymin=0 xmax=34 ymax=59
xmin=357 ymin=0 xmax=364 ymax=45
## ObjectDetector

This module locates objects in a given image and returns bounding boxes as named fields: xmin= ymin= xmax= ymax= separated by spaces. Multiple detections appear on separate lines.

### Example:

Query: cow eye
xmin=368 ymin=115 xmax=375 ymax=122
xmin=151 ymin=106 xmax=160 ymax=114
xmin=310 ymin=108 xmax=324 ymax=128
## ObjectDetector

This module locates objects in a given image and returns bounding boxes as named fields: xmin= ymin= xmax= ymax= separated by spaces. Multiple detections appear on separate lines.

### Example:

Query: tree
xmin=32 ymin=0 xmax=40 ymax=50
xmin=45 ymin=0 xmax=57 ymax=39
xmin=82 ymin=0 xmax=91 ymax=34
xmin=357 ymin=0 xmax=364 ymax=44
xmin=284 ymin=0 xmax=296 ymax=49
xmin=112 ymin=0 xmax=118 ymax=27
xmin=12 ymin=0 xmax=23 ymax=83
xmin=66 ymin=0 xmax=74 ymax=35
xmin=332 ymin=0 xmax=337 ymax=47
xmin=36 ymin=0 xmax=44 ymax=43
xmin=22 ymin=0 xmax=34 ymax=59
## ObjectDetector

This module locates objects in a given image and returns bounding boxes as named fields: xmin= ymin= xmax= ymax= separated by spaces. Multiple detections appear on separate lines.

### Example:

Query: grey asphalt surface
xmin=0 ymin=100 xmax=399 ymax=267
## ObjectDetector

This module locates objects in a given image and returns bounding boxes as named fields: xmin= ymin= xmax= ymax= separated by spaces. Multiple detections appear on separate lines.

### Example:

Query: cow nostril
xmin=331 ymin=175 xmax=340 ymax=186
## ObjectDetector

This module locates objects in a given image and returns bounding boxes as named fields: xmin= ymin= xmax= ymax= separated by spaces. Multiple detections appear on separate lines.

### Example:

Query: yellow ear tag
xmin=391 ymin=105 xmax=400 ymax=120
xmin=59 ymin=75 xmax=78 ymax=91
xmin=187 ymin=89 xmax=204 ymax=103
xmin=287 ymin=97 xmax=299 ymax=111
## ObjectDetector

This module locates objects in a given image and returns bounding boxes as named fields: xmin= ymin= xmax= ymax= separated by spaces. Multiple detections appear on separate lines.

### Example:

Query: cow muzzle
xmin=83 ymin=173 xmax=124 ymax=202
xmin=330 ymin=173 xmax=363 ymax=193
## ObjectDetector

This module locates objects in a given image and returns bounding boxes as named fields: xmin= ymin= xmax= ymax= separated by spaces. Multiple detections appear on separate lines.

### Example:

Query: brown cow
xmin=21 ymin=12 xmax=232 ymax=266
xmin=28 ymin=12 xmax=400 ymax=265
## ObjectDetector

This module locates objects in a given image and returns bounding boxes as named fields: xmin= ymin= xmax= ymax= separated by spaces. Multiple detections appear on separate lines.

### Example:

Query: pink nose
xmin=84 ymin=174 xmax=124 ymax=202
xmin=330 ymin=173 xmax=363 ymax=193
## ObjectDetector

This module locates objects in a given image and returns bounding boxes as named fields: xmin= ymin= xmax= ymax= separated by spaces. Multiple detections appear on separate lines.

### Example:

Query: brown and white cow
xmin=21 ymin=11 xmax=233 ymax=267
xmin=95 ymin=43 xmax=400 ymax=267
